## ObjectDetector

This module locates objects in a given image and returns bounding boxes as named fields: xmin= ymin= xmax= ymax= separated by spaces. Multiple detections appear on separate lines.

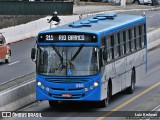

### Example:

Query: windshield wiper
xmin=52 ymin=46 xmax=66 ymax=71
xmin=71 ymin=44 xmax=84 ymax=61
xmin=52 ymin=46 xmax=63 ymax=63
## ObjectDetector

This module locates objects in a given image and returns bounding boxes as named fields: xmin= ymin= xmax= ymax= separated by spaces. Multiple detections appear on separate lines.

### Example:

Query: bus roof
xmin=39 ymin=13 xmax=146 ymax=36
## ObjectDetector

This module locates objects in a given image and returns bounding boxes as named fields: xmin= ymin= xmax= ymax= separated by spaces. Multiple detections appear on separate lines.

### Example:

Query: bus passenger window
xmin=126 ymin=30 xmax=131 ymax=54
xmin=131 ymin=28 xmax=135 ymax=52
xmin=114 ymin=33 xmax=120 ymax=58
xmin=136 ymin=26 xmax=140 ymax=50
xmin=101 ymin=37 xmax=105 ymax=46
xmin=139 ymin=24 xmax=146 ymax=48
xmin=120 ymin=31 xmax=125 ymax=56
xmin=106 ymin=36 xmax=113 ymax=61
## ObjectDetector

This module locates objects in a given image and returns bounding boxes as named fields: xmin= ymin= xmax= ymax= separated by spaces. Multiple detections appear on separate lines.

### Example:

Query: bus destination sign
xmin=38 ymin=33 xmax=97 ymax=42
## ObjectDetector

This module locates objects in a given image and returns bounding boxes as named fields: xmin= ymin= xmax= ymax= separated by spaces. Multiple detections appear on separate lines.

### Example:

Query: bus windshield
xmin=37 ymin=46 xmax=99 ymax=76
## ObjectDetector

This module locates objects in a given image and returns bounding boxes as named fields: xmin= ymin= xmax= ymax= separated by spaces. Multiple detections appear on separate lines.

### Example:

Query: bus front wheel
xmin=49 ymin=100 xmax=59 ymax=108
xmin=100 ymin=84 xmax=110 ymax=107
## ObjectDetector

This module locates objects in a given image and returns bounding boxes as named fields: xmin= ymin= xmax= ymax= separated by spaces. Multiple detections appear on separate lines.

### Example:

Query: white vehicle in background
xmin=133 ymin=0 xmax=152 ymax=4
xmin=107 ymin=0 xmax=152 ymax=4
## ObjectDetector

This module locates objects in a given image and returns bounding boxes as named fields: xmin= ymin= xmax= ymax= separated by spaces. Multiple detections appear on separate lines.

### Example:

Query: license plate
xmin=62 ymin=94 xmax=72 ymax=97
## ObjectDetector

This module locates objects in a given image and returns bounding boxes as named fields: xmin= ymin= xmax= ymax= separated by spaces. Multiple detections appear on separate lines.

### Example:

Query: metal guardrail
xmin=0 ymin=1 xmax=73 ymax=15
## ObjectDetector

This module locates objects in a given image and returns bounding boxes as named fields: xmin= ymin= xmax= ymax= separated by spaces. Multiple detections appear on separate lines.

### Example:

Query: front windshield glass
xmin=37 ymin=46 xmax=99 ymax=76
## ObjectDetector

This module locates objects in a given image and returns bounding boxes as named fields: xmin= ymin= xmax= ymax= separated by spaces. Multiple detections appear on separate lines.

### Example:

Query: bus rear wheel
xmin=127 ymin=70 xmax=136 ymax=94
xmin=49 ymin=100 xmax=59 ymax=108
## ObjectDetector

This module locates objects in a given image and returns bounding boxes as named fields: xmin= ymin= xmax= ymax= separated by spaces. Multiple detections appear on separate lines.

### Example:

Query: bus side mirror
xmin=31 ymin=48 xmax=36 ymax=60
xmin=103 ymin=49 xmax=108 ymax=60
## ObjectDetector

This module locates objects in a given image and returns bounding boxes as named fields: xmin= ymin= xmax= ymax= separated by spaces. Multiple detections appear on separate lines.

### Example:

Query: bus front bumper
xmin=36 ymin=83 xmax=101 ymax=101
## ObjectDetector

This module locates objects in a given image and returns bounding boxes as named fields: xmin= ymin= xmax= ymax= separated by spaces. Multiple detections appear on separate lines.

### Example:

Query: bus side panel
xmin=125 ymin=54 xmax=134 ymax=87
xmin=131 ymin=48 xmax=146 ymax=84
xmin=114 ymin=58 xmax=125 ymax=93
xmin=100 ymin=66 xmax=108 ymax=100
xmin=100 ymin=63 xmax=114 ymax=100
xmin=133 ymin=51 xmax=142 ymax=82
xmin=140 ymin=48 xmax=147 ymax=79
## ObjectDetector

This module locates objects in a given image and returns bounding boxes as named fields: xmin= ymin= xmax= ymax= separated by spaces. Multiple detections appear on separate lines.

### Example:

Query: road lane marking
xmin=97 ymin=81 xmax=160 ymax=120
xmin=0 ymin=78 xmax=35 ymax=95
xmin=152 ymin=104 xmax=160 ymax=111
xmin=8 ymin=61 xmax=20 ymax=65
xmin=149 ymin=16 xmax=153 ymax=18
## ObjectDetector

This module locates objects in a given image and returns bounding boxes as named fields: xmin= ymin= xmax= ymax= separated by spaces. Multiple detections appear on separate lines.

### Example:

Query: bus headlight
xmin=37 ymin=82 xmax=41 ymax=86
xmin=46 ymin=87 xmax=50 ymax=91
xmin=84 ymin=88 xmax=88 ymax=92
xmin=94 ymin=81 xmax=98 ymax=87
xmin=41 ymin=85 xmax=45 ymax=89
xmin=90 ymin=86 xmax=93 ymax=90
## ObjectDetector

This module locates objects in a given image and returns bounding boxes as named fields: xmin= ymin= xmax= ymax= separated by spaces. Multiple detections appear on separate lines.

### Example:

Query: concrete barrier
xmin=148 ymin=28 xmax=160 ymax=50
xmin=0 ymin=79 xmax=35 ymax=111
xmin=0 ymin=15 xmax=79 ymax=44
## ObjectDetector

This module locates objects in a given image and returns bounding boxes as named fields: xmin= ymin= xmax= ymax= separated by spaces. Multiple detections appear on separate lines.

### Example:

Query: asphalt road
xmin=7 ymin=45 xmax=160 ymax=120
xmin=0 ymin=7 xmax=160 ymax=120
xmin=0 ymin=38 xmax=36 ymax=84
xmin=124 ymin=9 xmax=160 ymax=31
xmin=0 ymin=9 xmax=160 ymax=84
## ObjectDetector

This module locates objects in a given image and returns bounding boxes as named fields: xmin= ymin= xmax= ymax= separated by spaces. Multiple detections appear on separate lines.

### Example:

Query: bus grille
xmin=46 ymin=78 xmax=89 ymax=83
xmin=50 ymin=88 xmax=83 ymax=91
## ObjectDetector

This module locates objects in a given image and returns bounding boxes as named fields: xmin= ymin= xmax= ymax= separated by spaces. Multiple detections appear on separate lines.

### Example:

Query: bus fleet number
xmin=76 ymin=84 xmax=84 ymax=88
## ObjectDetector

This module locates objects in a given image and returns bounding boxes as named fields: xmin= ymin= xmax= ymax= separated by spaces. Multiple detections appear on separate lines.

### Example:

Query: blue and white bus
xmin=31 ymin=13 xmax=147 ymax=108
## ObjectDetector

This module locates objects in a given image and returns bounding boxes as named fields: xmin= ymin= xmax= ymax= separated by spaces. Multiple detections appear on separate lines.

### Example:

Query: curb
xmin=97 ymin=7 xmax=160 ymax=15
xmin=0 ymin=79 xmax=35 ymax=111
xmin=148 ymin=28 xmax=160 ymax=50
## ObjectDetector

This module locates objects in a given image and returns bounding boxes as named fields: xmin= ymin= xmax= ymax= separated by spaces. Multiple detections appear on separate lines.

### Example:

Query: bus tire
xmin=100 ymin=84 xmax=110 ymax=107
xmin=127 ymin=70 xmax=136 ymax=94
xmin=5 ymin=51 xmax=11 ymax=63
xmin=49 ymin=100 xmax=59 ymax=108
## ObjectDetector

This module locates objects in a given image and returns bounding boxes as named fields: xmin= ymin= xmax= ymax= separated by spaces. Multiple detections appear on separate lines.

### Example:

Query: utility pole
xmin=121 ymin=0 xmax=126 ymax=7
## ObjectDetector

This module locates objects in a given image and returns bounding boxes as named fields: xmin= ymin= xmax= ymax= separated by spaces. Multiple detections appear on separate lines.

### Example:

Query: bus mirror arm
xmin=100 ymin=46 xmax=108 ymax=60
xmin=31 ymin=48 xmax=36 ymax=61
